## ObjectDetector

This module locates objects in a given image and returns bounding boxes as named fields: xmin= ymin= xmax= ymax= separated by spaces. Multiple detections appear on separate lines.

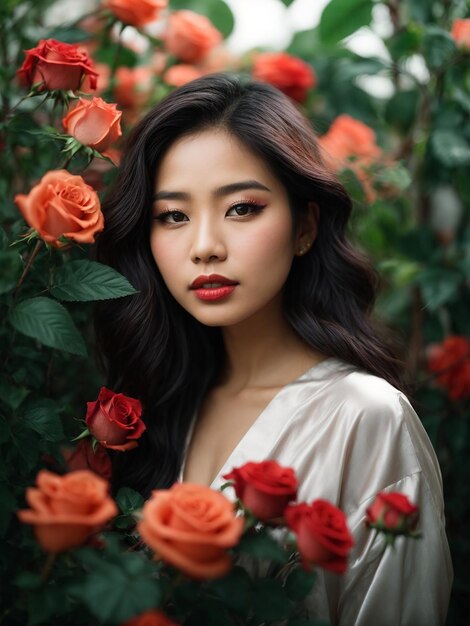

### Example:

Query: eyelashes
xmin=153 ymin=200 xmax=266 ymax=224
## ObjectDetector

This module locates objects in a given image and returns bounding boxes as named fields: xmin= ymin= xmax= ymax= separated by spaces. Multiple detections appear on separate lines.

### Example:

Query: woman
xmin=94 ymin=73 xmax=452 ymax=625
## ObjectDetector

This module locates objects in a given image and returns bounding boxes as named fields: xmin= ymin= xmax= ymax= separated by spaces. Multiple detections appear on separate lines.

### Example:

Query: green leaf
xmin=422 ymin=26 xmax=457 ymax=70
xmin=374 ymin=163 xmax=411 ymax=191
xmin=208 ymin=566 xmax=252 ymax=614
xmin=9 ymin=297 xmax=87 ymax=356
xmin=0 ymin=250 xmax=22 ymax=294
xmin=116 ymin=486 xmax=144 ymax=515
xmin=0 ymin=482 xmax=16 ymax=537
xmin=251 ymin=578 xmax=292 ymax=621
xmin=384 ymin=89 xmax=420 ymax=133
xmin=237 ymin=531 xmax=287 ymax=564
xmin=0 ymin=378 xmax=30 ymax=411
xmin=23 ymin=398 xmax=64 ymax=442
xmin=319 ymin=0 xmax=373 ymax=45
xmin=416 ymin=268 xmax=463 ymax=311
xmin=285 ymin=566 xmax=317 ymax=601
xmin=51 ymin=260 xmax=138 ymax=302
xmin=280 ymin=0 xmax=296 ymax=5
xmin=430 ymin=130 xmax=470 ymax=168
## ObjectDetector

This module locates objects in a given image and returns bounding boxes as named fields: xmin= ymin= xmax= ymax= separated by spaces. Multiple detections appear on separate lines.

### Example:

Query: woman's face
xmin=150 ymin=129 xmax=303 ymax=328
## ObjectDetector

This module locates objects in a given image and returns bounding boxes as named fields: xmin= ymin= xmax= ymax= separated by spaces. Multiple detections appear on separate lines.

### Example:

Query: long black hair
xmin=93 ymin=73 xmax=406 ymax=498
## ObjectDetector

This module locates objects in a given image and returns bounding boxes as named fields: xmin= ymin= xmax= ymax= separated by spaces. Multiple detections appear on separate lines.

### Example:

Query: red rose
xmin=451 ymin=19 xmax=470 ymax=50
xmin=285 ymin=499 xmax=354 ymax=574
xmin=427 ymin=335 xmax=470 ymax=400
xmin=223 ymin=460 xmax=298 ymax=522
xmin=86 ymin=387 xmax=145 ymax=451
xmin=366 ymin=492 xmax=419 ymax=534
xmin=252 ymin=51 xmax=316 ymax=103
xmin=17 ymin=39 xmax=98 ymax=92
xmin=62 ymin=439 xmax=112 ymax=481
xmin=123 ymin=610 xmax=179 ymax=626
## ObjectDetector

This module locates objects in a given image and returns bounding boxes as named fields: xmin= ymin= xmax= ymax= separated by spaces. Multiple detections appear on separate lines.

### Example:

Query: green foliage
xmin=318 ymin=0 xmax=373 ymax=45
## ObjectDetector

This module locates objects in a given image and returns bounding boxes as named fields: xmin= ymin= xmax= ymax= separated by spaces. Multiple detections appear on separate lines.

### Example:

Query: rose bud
xmin=138 ymin=482 xmax=244 ymax=580
xmin=17 ymin=39 xmax=98 ymax=92
xmin=63 ymin=97 xmax=122 ymax=154
xmin=103 ymin=0 xmax=168 ymax=27
xmin=123 ymin=609 xmax=180 ymax=626
xmin=223 ymin=460 xmax=298 ymax=522
xmin=86 ymin=387 xmax=145 ymax=451
xmin=285 ymin=499 xmax=354 ymax=574
xmin=252 ymin=51 xmax=316 ymax=103
xmin=17 ymin=469 xmax=118 ymax=553
xmin=366 ymin=492 xmax=419 ymax=536
xmin=14 ymin=169 xmax=104 ymax=248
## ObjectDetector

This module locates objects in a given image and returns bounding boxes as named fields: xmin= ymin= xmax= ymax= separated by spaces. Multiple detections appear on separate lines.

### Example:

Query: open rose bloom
xmin=252 ymin=51 xmax=316 ymax=103
xmin=17 ymin=470 xmax=118 ymax=553
xmin=63 ymin=97 xmax=122 ymax=153
xmin=103 ymin=0 xmax=167 ymax=27
xmin=164 ymin=10 xmax=222 ymax=63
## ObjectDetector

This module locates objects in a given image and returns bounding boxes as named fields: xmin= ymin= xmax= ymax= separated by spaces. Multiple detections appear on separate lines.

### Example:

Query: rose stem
xmin=11 ymin=239 xmax=44 ymax=306
xmin=40 ymin=552 xmax=57 ymax=583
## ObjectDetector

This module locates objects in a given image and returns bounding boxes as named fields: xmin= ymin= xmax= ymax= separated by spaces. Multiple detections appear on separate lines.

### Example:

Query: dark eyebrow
xmin=153 ymin=180 xmax=271 ymax=202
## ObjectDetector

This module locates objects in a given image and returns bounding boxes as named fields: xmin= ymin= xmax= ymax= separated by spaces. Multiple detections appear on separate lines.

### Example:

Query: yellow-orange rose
xmin=164 ymin=10 xmax=222 ymax=63
xmin=138 ymin=482 xmax=244 ymax=579
xmin=17 ymin=470 xmax=118 ymax=553
xmin=452 ymin=19 xmax=470 ymax=50
xmin=163 ymin=64 xmax=203 ymax=87
xmin=14 ymin=169 xmax=104 ymax=247
xmin=63 ymin=97 xmax=122 ymax=153
xmin=103 ymin=0 xmax=167 ymax=27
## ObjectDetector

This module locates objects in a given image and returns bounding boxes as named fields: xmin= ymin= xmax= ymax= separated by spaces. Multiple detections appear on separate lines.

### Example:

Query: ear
xmin=295 ymin=202 xmax=319 ymax=256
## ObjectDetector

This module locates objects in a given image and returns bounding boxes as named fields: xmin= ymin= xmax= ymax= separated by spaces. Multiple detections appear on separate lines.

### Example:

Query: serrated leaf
xmin=51 ymin=260 xmax=138 ymax=302
xmin=23 ymin=399 xmax=64 ymax=442
xmin=116 ymin=486 xmax=144 ymax=515
xmin=319 ymin=0 xmax=373 ymax=45
xmin=9 ymin=297 xmax=87 ymax=356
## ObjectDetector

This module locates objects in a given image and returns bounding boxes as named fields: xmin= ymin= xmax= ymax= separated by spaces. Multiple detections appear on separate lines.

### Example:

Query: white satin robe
xmin=178 ymin=356 xmax=453 ymax=625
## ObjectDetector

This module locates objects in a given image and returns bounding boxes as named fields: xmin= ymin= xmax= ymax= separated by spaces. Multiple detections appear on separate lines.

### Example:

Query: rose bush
xmin=223 ymin=460 xmax=298 ymax=522
xmin=14 ymin=169 xmax=104 ymax=247
xmin=86 ymin=387 xmax=145 ymax=451
xmin=137 ymin=482 xmax=244 ymax=579
xmin=164 ymin=10 xmax=222 ymax=63
xmin=251 ymin=51 xmax=316 ymax=103
xmin=17 ymin=470 xmax=118 ymax=553
xmin=62 ymin=97 xmax=122 ymax=153
xmin=285 ymin=499 xmax=354 ymax=574
xmin=103 ymin=0 xmax=167 ymax=27
xmin=17 ymin=39 xmax=98 ymax=91
xmin=366 ymin=492 xmax=419 ymax=535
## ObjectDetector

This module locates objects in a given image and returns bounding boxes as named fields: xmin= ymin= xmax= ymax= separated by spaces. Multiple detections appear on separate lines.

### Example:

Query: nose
xmin=190 ymin=216 xmax=227 ymax=263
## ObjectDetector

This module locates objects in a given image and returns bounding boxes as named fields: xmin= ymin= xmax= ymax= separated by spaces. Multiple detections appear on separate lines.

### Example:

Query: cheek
xmin=237 ymin=218 xmax=294 ymax=268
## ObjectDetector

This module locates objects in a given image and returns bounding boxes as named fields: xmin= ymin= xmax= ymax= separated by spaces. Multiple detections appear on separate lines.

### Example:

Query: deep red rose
xmin=223 ymin=460 xmax=298 ymax=522
xmin=17 ymin=39 xmax=98 ymax=92
xmin=123 ymin=609 xmax=180 ymax=626
xmin=86 ymin=387 xmax=145 ymax=451
xmin=285 ymin=499 xmax=354 ymax=574
xmin=427 ymin=335 xmax=470 ymax=400
xmin=63 ymin=439 xmax=112 ymax=481
xmin=366 ymin=492 xmax=419 ymax=534
xmin=252 ymin=51 xmax=316 ymax=103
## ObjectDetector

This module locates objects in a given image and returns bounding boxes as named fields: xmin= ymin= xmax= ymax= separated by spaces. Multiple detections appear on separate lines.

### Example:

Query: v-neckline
xmin=179 ymin=356 xmax=337 ymax=488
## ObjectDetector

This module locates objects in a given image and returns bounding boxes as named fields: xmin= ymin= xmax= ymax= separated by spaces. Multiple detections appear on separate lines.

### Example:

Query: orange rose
xmin=114 ymin=66 xmax=154 ymax=109
xmin=427 ymin=335 xmax=470 ymax=400
xmin=14 ymin=170 xmax=104 ymax=248
xmin=451 ymin=19 xmax=470 ymax=50
xmin=164 ymin=10 xmax=222 ymax=63
xmin=252 ymin=52 xmax=316 ymax=103
xmin=17 ymin=39 xmax=98 ymax=92
xmin=123 ymin=610 xmax=179 ymax=626
xmin=63 ymin=97 xmax=122 ymax=153
xmin=163 ymin=64 xmax=203 ymax=87
xmin=138 ymin=482 xmax=244 ymax=579
xmin=17 ymin=470 xmax=118 ymax=553
xmin=103 ymin=0 xmax=167 ymax=27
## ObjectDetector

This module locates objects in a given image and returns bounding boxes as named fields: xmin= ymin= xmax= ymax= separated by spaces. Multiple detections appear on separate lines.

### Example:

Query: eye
xmin=154 ymin=210 xmax=188 ymax=224
xmin=226 ymin=202 xmax=265 ymax=217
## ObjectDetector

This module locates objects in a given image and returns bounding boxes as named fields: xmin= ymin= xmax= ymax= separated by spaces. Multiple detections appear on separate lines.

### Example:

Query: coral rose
xmin=17 ymin=469 xmax=118 ymax=553
xmin=63 ymin=97 xmax=122 ymax=153
xmin=123 ymin=610 xmax=179 ymax=626
xmin=427 ymin=335 xmax=470 ymax=400
xmin=17 ymin=39 xmax=98 ymax=92
xmin=285 ymin=499 xmax=354 ymax=574
xmin=252 ymin=51 xmax=316 ymax=103
xmin=223 ymin=460 xmax=298 ymax=522
xmin=86 ymin=387 xmax=145 ymax=451
xmin=103 ymin=0 xmax=167 ymax=27
xmin=319 ymin=114 xmax=381 ymax=163
xmin=366 ymin=492 xmax=419 ymax=535
xmin=14 ymin=169 xmax=104 ymax=248
xmin=451 ymin=19 xmax=470 ymax=50
xmin=138 ymin=482 xmax=244 ymax=579
xmin=114 ymin=66 xmax=154 ymax=109
xmin=63 ymin=439 xmax=113 ymax=481
xmin=164 ymin=10 xmax=222 ymax=63
xmin=164 ymin=64 xmax=203 ymax=87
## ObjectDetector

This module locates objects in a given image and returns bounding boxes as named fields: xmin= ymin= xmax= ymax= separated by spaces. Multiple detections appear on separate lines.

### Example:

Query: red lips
xmin=190 ymin=274 xmax=238 ymax=289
